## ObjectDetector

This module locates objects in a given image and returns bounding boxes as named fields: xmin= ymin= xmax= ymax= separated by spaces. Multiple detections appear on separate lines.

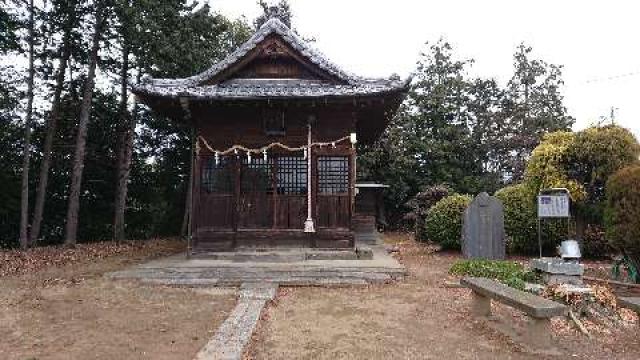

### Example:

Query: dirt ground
xmin=0 ymin=239 xmax=237 ymax=360
xmin=248 ymin=233 xmax=640 ymax=360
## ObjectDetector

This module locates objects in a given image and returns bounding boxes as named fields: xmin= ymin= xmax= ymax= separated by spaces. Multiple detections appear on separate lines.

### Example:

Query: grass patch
xmin=449 ymin=259 xmax=538 ymax=290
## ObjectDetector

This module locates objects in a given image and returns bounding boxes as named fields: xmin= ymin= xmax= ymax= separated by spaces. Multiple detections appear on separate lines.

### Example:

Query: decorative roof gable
xmin=133 ymin=17 xmax=411 ymax=100
xmin=144 ymin=18 xmax=360 ymax=87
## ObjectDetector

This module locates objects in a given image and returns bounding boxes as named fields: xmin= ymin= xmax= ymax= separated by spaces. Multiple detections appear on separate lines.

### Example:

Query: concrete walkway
xmin=107 ymin=245 xmax=405 ymax=286
xmin=195 ymin=283 xmax=277 ymax=360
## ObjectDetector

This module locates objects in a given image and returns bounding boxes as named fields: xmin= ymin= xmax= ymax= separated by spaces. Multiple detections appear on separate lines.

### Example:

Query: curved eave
xmin=356 ymin=88 xmax=407 ymax=144
xmin=131 ymin=79 xmax=410 ymax=102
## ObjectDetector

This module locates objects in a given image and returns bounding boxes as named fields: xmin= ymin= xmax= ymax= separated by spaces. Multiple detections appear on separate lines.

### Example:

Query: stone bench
xmin=461 ymin=277 xmax=567 ymax=348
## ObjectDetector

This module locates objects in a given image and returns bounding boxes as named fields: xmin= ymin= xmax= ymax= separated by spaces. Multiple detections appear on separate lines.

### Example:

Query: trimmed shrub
xmin=495 ymin=184 xmax=566 ymax=255
xmin=523 ymin=125 xmax=640 ymax=257
xmin=449 ymin=259 xmax=537 ymax=290
xmin=524 ymin=131 xmax=586 ymax=201
xmin=605 ymin=164 xmax=640 ymax=279
xmin=566 ymin=126 xmax=640 ymax=252
xmin=566 ymin=125 xmax=640 ymax=203
xmin=424 ymin=194 xmax=471 ymax=249
xmin=581 ymin=224 xmax=609 ymax=259
xmin=407 ymin=185 xmax=451 ymax=242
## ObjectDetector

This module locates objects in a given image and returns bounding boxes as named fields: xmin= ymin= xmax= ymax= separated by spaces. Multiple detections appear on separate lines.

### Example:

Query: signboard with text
xmin=537 ymin=194 xmax=570 ymax=218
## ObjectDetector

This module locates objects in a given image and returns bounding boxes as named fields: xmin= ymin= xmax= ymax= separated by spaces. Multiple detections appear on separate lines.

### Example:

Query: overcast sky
xmin=210 ymin=0 xmax=639 ymax=139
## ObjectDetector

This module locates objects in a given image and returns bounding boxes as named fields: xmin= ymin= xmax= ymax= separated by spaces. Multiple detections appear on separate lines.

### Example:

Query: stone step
xmin=138 ymin=275 xmax=384 ymax=286
xmin=191 ymin=249 xmax=363 ymax=262
xmin=111 ymin=269 xmax=402 ymax=280
xmin=112 ymin=266 xmax=405 ymax=277
xmin=355 ymin=235 xmax=382 ymax=245
xmin=190 ymin=251 xmax=307 ymax=262
xmin=109 ymin=267 xmax=401 ymax=286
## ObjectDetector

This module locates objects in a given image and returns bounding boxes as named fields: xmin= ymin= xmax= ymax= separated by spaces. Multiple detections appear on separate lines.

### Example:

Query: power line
xmin=585 ymin=71 xmax=640 ymax=84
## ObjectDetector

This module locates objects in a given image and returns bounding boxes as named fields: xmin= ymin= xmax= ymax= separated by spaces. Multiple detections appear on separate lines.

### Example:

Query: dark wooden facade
xmin=132 ymin=16 xmax=408 ymax=252
xmin=192 ymin=105 xmax=357 ymax=250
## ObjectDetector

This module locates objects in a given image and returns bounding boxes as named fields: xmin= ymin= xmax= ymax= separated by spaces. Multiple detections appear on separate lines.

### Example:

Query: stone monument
xmin=461 ymin=192 xmax=505 ymax=260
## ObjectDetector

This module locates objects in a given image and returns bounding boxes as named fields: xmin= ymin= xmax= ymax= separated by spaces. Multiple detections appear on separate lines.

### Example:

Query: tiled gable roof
xmin=133 ymin=17 xmax=411 ymax=99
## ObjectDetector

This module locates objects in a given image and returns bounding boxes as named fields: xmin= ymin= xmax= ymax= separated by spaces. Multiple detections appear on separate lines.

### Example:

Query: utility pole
xmin=609 ymin=106 xmax=618 ymax=125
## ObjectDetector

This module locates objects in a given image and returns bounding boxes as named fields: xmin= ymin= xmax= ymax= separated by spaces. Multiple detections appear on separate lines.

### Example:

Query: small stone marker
xmin=461 ymin=192 xmax=505 ymax=260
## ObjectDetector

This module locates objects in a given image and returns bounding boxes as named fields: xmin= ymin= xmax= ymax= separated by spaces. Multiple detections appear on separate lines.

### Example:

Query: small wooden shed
xmin=132 ymin=16 xmax=408 ymax=253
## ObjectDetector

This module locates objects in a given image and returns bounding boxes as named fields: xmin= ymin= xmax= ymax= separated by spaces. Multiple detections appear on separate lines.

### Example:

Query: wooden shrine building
xmin=132 ymin=16 xmax=409 ymax=253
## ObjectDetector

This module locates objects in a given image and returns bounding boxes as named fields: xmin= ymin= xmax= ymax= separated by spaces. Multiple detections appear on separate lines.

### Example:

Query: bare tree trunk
xmin=181 ymin=131 xmax=195 ymax=238
xmin=30 ymin=29 xmax=72 ymax=244
xmin=113 ymin=42 xmax=131 ymax=242
xmin=64 ymin=10 xmax=103 ymax=246
xmin=19 ymin=0 xmax=36 ymax=249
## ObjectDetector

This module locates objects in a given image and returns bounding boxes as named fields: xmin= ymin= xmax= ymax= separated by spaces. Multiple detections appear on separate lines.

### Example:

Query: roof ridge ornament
xmin=262 ymin=5 xmax=292 ymax=29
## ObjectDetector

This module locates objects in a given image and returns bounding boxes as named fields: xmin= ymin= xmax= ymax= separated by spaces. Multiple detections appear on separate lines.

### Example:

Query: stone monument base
xmin=531 ymin=257 xmax=584 ymax=285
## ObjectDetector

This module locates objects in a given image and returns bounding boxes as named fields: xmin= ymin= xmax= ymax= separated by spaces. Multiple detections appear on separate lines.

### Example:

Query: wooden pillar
xmin=233 ymin=155 xmax=240 ymax=248
xmin=180 ymin=97 xmax=194 ymax=256
xmin=190 ymin=142 xmax=201 ymax=254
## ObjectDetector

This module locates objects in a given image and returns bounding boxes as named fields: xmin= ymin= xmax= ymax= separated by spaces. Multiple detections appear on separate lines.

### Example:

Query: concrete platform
xmin=107 ymin=245 xmax=405 ymax=286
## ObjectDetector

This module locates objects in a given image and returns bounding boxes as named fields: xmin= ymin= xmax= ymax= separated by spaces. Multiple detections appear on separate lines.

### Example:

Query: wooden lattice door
xmin=237 ymin=158 xmax=274 ymax=229
xmin=197 ymin=156 xmax=235 ymax=230
xmin=274 ymin=155 xmax=307 ymax=229
xmin=316 ymin=155 xmax=351 ymax=228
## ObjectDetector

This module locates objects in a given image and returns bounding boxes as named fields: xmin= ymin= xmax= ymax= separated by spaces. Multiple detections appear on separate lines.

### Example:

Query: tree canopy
xmin=0 ymin=0 xmax=251 ymax=247
xmin=359 ymin=40 xmax=574 ymax=223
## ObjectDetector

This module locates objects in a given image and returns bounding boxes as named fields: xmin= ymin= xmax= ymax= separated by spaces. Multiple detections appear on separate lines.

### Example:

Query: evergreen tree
xmin=30 ymin=0 xmax=81 ymax=244
xmin=360 ymin=41 xmax=573 ymax=224
xmin=504 ymin=43 xmax=574 ymax=180
xmin=18 ymin=0 xmax=36 ymax=249
xmin=0 ymin=0 xmax=20 ymax=52
xmin=1 ymin=0 xmax=250 ymax=246
xmin=64 ymin=2 xmax=106 ymax=246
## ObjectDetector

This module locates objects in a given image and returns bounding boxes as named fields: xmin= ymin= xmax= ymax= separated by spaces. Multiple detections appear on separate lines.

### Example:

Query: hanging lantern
xmin=247 ymin=151 xmax=252 ymax=164
xmin=350 ymin=132 xmax=357 ymax=145
xmin=214 ymin=151 xmax=220 ymax=165
xmin=234 ymin=148 xmax=238 ymax=157
xmin=263 ymin=148 xmax=268 ymax=161
xmin=303 ymin=147 xmax=308 ymax=160
xmin=332 ymin=142 xmax=336 ymax=148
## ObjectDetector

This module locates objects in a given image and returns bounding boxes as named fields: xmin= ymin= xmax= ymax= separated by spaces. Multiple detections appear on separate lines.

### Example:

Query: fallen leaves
xmin=542 ymin=283 xmax=638 ymax=336
xmin=0 ymin=238 xmax=183 ymax=277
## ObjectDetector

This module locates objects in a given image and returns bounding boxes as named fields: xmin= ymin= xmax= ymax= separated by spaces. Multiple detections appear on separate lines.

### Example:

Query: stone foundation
xmin=531 ymin=257 xmax=584 ymax=285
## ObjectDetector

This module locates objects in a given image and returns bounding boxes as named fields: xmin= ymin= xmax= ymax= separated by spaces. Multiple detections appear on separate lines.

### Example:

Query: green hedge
xmin=424 ymin=194 xmax=472 ymax=249
xmin=409 ymin=185 xmax=451 ymax=242
xmin=605 ymin=164 xmax=640 ymax=279
xmin=495 ymin=184 xmax=566 ymax=255
xmin=449 ymin=259 xmax=537 ymax=290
